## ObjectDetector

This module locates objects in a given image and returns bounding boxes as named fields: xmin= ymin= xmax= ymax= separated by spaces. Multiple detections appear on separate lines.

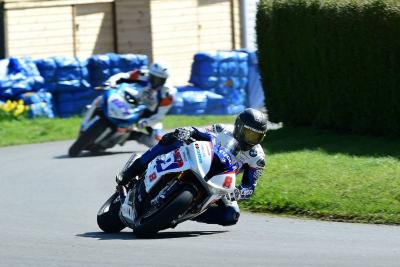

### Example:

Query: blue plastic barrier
xmin=0 ymin=57 xmax=44 ymax=100
xmin=21 ymin=90 xmax=55 ymax=118
xmin=88 ymin=53 xmax=148 ymax=87
xmin=181 ymin=91 xmax=207 ymax=115
xmin=170 ymin=86 xmax=229 ymax=115
xmin=187 ymin=51 xmax=248 ymax=114
xmin=35 ymin=56 xmax=90 ymax=93
xmin=54 ymin=90 xmax=101 ymax=117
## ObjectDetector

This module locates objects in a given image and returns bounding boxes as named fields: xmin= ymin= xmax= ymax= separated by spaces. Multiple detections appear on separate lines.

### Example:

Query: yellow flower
xmin=14 ymin=109 xmax=22 ymax=117
xmin=11 ymin=101 xmax=17 ymax=110
xmin=3 ymin=101 xmax=12 ymax=113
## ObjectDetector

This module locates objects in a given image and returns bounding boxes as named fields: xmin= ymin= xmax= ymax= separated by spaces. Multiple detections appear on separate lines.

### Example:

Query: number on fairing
xmin=155 ymin=149 xmax=184 ymax=172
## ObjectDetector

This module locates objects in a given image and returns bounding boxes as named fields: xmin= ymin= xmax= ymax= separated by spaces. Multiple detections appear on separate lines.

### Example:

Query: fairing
xmin=101 ymin=84 xmax=146 ymax=128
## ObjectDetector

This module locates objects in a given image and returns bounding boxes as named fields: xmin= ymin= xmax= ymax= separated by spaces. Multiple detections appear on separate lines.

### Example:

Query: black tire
xmin=97 ymin=192 xmax=126 ymax=233
xmin=68 ymin=118 xmax=109 ymax=157
xmin=133 ymin=186 xmax=194 ymax=237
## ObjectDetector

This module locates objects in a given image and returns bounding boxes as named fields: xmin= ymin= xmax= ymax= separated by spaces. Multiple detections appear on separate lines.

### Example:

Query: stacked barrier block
xmin=170 ymin=51 xmax=249 ymax=115
xmin=34 ymin=53 xmax=148 ymax=117
xmin=21 ymin=90 xmax=55 ymax=118
xmin=0 ymin=57 xmax=44 ymax=101
xmin=88 ymin=53 xmax=148 ymax=87
xmin=170 ymin=86 xmax=229 ymax=115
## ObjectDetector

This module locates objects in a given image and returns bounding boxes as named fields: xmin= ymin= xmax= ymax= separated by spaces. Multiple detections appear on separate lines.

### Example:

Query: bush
xmin=257 ymin=0 xmax=400 ymax=136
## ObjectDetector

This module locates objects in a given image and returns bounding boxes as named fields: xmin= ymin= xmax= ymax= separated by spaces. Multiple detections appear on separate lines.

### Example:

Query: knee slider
xmin=221 ymin=207 xmax=240 ymax=226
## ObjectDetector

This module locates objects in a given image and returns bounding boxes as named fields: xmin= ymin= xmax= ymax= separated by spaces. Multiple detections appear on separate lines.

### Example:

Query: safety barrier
xmin=0 ymin=50 xmax=263 ymax=118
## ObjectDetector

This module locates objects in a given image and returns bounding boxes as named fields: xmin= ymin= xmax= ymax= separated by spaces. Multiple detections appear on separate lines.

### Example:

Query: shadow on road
xmin=77 ymin=230 xmax=228 ymax=240
xmin=54 ymin=150 xmax=142 ymax=159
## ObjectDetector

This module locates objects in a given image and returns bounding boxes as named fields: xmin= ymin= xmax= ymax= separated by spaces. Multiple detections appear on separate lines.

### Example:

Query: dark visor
xmin=242 ymin=127 xmax=265 ymax=145
xmin=150 ymin=75 xmax=166 ymax=89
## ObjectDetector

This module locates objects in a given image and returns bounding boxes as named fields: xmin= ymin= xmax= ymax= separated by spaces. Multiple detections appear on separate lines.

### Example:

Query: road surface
xmin=1 ymin=140 xmax=399 ymax=266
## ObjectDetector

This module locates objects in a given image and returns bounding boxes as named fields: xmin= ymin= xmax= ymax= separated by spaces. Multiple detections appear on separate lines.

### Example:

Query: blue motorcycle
xmin=68 ymin=83 xmax=146 ymax=157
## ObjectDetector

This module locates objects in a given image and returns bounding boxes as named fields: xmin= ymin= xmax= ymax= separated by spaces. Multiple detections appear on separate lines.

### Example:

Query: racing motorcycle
xmin=68 ymin=83 xmax=146 ymax=157
xmin=97 ymin=137 xmax=239 ymax=236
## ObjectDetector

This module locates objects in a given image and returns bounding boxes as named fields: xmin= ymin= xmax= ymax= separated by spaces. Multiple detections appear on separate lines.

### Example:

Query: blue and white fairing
xmin=101 ymin=84 xmax=146 ymax=128
xmin=144 ymin=137 xmax=240 ymax=197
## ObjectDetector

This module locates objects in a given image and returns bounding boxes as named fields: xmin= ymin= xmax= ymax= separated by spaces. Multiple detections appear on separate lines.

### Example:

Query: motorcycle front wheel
xmin=133 ymin=185 xmax=195 ymax=237
xmin=68 ymin=118 xmax=109 ymax=157
xmin=97 ymin=192 xmax=126 ymax=233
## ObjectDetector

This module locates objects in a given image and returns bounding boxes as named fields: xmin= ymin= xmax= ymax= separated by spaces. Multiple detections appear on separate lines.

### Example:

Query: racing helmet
xmin=233 ymin=108 xmax=268 ymax=151
xmin=149 ymin=62 xmax=169 ymax=89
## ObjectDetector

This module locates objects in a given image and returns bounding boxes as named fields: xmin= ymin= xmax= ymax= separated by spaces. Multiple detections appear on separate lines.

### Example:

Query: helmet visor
xmin=150 ymin=75 xmax=166 ymax=89
xmin=242 ymin=126 xmax=265 ymax=145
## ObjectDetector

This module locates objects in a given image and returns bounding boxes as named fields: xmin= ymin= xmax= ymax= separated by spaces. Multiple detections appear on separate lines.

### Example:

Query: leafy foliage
xmin=257 ymin=0 xmax=400 ymax=136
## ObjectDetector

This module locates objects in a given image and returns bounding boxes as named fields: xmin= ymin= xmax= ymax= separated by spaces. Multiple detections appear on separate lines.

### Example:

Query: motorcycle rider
xmin=117 ymin=108 xmax=268 ymax=226
xmin=106 ymin=62 xmax=176 ymax=147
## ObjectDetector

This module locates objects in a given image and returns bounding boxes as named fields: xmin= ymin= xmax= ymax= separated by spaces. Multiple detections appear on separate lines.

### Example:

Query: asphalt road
xmin=1 ymin=140 xmax=400 ymax=267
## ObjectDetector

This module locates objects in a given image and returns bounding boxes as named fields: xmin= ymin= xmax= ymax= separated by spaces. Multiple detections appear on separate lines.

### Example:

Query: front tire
xmin=97 ymin=192 xmax=126 ymax=233
xmin=134 ymin=186 xmax=194 ymax=237
xmin=68 ymin=118 xmax=109 ymax=157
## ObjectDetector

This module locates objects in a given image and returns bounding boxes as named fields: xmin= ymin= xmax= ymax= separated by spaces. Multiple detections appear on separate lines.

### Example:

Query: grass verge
xmin=1 ymin=117 xmax=399 ymax=224
xmin=242 ymin=127 xmax=400 ymax=224
xmin=0 ymin=115 xmax=235 ymax=147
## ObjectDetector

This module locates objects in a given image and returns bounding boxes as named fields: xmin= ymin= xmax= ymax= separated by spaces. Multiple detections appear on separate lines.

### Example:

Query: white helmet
xmin=149 ymin=62 xmax=169 ymax=89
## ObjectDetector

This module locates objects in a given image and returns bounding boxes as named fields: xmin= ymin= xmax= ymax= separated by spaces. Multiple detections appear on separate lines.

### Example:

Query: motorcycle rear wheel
xmin=133 ymin=186 xmax=194 ymax=237
xmin=68 ymin=118 xmax=109 ymax=157
xmin=97 ymin=192 xmax=126 ymax=233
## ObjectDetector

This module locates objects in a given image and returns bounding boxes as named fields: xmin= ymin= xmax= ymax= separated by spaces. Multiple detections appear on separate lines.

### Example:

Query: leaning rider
xmin=116 ymin=108 xmax=268 ymax=226
xmin=106 ymin=62 xmax=176 ymax=147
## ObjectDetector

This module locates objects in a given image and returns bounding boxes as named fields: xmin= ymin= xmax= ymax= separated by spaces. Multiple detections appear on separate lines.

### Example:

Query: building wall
xmin=232 ymin=0 xmax=241 ymax=49
xmin=5 ymin=6 xmax=75 ymax=58
xmin=74 ymin=2 xmax=115 ymax=58
xmin=4 ymin=0 xmax=115 ymax=58
xmin=3 ymin=0 xmax=113 ymax=9
xmin=114 ymin=0 xmax=151 ymax=59
xmin=151 ymin=0 xmax=239 ymax=85
xmin=2 ymin=0 xmax=242 ymax=85
xmin=150 ymin=0 xmax=198 ymax=85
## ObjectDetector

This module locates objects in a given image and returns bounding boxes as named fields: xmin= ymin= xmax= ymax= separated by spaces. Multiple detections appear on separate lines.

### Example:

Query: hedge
xmin=256 ymin=0 xmax=400 ymax=136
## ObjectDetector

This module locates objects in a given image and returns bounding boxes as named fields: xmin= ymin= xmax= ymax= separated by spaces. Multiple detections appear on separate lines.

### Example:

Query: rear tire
xmin=133 ymin=186 xmax=194 ymax=237
xmin=97 ymin=192 xmax=126 ymax=233
xmin=68 ymin=118 xmax=109 ymax=157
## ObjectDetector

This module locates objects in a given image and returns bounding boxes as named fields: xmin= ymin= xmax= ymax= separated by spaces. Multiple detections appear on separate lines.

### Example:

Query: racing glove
xmin=237 ymin=185 xmax=254 ymax=201
xmin=137 ymin=119 xmax=149 ymax=129
xmin=173 ymin=127 xmax=194 ymax=142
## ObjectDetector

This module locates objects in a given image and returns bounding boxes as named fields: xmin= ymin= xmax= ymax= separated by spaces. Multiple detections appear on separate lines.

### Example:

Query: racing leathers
xmin=118 ymin=124 xmax=266 ymax=226
xmin=206 ymin=123 xmax=266 ymax=200
xmin=106 ymin=70 xmax=176 ymax=147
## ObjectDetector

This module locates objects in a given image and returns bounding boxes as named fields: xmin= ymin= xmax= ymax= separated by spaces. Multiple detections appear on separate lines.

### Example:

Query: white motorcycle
xmin=97 ymin=136 xmax=239 ymax=236
xmin=68 ymin=83 xmax=146 ymax=157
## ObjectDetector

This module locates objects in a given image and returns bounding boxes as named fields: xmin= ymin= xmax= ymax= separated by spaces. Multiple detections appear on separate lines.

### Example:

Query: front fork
xmin=81 ymin=96 xmax=102 ymax=132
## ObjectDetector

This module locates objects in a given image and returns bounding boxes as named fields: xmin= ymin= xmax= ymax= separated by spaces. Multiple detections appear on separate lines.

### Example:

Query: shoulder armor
xmin=213 ymin=124 xmax=224 ymax=133
xmin=246 ymin=144 xmax=266 ymax=168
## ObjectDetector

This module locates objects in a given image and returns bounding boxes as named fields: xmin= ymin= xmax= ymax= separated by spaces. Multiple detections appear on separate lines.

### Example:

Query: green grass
xmin=1 ymin=116 xmax=400 ymax=224
xmin=242 ymin=127 xmax=400 ymax=224
xmin=0 ymin=115 xmax=235 ymax=147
